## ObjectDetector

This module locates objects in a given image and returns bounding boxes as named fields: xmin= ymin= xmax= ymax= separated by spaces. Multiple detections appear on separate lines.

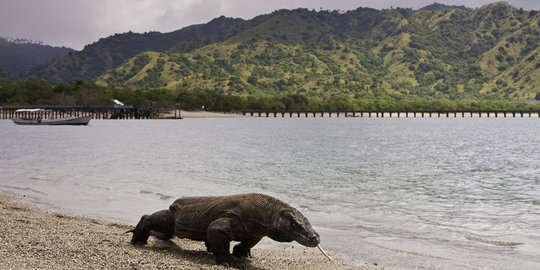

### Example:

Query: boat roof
xmin=15 ymin=108 xmax=47 ymax=112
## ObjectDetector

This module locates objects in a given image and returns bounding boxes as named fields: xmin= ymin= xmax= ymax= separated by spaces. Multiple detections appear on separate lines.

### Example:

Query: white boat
xmin=11 ymin=109 xmax=92 ymax=125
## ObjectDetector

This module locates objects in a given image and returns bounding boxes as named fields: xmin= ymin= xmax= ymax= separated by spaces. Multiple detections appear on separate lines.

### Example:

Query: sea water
xmin=1 ymin=117 xmax=539 ymax=269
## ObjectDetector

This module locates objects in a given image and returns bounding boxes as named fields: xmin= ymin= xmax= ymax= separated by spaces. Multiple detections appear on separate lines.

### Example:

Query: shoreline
xmin=164 ymin=110 xmax=540 ymax=119
xmin=0 ymin=193 xmax=374 ymax=269
xmin=170 ymin=110 xmax=247 ymax=118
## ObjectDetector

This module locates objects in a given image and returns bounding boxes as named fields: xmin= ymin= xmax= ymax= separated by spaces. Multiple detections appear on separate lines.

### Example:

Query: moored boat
xmin=11 ymin=109 xmax=92 ymax=125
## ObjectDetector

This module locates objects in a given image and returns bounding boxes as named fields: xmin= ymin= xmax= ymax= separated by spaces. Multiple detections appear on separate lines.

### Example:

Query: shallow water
xmin=1 ymin=118 xmax=539 ymax=269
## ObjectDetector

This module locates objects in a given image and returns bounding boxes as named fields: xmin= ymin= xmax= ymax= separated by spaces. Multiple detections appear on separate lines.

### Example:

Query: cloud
xmin=1 ymin=0 xmax=539 ymax=50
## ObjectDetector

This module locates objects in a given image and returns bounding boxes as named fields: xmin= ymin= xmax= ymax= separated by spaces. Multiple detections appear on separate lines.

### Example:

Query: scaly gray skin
xmin=127 ymin=193 xmax=320 ymax=269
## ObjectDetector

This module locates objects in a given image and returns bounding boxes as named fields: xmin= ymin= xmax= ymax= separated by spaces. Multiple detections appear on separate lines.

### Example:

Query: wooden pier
xmin=3 ymin=107 xmax=540 ymax=119
xmin=243 ymin=110 xmax=540 ymax=118
xmin=0 ymin=106 xmax=157 ymax=120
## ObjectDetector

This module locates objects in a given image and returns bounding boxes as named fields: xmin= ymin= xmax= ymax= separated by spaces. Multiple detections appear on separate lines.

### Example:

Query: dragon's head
xmin=273 ymin=208 xmax=320 ymax=247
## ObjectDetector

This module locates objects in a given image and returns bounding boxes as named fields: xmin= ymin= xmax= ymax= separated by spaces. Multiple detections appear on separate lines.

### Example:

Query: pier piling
xmin=238 ymin=110 xmax=540 ymax=119
xmin=0 ymin=106 xmax=155 ymax=120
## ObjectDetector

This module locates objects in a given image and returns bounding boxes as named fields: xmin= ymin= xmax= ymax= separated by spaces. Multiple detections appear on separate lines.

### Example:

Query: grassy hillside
xmin=22 ymin=17 xmax=243 ymax=84
xmin=98 ymin=3 xmax=540 ymax=101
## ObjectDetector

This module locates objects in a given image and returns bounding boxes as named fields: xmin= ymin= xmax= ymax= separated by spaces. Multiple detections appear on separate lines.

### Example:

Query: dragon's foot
xmin=216 ymin=255 xmax=250 ymax=270
xmin=233 ymin=245 xmax=252 ymax=258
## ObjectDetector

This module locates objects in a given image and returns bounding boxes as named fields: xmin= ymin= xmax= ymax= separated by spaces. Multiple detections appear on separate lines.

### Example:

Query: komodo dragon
xmin=126 ymin=193 xmax=333 ymax=269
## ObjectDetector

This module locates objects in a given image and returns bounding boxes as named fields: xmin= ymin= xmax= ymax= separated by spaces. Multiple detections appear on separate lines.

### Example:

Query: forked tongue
xmin=317 ymin=244 xmax=336 ymax=263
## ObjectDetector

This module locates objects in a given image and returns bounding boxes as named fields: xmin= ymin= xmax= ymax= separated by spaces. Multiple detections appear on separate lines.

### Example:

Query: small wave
xmin=0 ymin=184 xmax=47 ymax=195
xmin=298 ymin=205 xmax=321 ymax=212
xmin=365 ymin=239 xmax=452 ymax=261
xmin=139 ymin=190 xmax=173 ymax=200
xmin=465 ymin=235 xmax=523 ymax=247
xmin=157 ymin=193 xmax=173 ymax=200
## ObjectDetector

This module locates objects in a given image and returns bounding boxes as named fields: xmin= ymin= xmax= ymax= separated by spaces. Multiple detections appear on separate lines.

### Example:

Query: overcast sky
xmin=1 ymin=0 xmax=539 ymax=50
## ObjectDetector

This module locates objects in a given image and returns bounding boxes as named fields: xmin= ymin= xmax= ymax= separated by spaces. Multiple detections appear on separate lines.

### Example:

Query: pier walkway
xmin=3 ymin=107 xmax=540 ymax=119
xmin=243 ymin=110 xmax=540 ymax=118
xmin=0 ymin=106 xmax=156 ymax=120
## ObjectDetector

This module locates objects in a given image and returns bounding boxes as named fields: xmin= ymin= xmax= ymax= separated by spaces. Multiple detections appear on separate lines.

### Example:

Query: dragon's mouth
xmin=294 ymin=230 xmax=320 ymax=247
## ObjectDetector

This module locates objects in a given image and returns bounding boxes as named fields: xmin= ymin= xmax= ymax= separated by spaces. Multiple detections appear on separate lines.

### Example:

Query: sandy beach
xmin=0 ymin=193 xmax=375 ymax=269
xmin=175 ymin=110 xmax=246 ymax=118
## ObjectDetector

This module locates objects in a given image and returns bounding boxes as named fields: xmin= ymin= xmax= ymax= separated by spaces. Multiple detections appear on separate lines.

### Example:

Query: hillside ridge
xmin=98 ymin=3 xmax=540 ymax=100
xmin=8 ymin=2 xmax=540 ymax=101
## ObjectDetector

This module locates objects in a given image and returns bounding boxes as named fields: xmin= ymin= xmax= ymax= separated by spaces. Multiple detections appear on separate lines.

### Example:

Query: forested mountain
xmin=16 ymin=2 xmax=540 ymax=101
xmin=96 ymin=2 xmax=540 ymax=100
xmin=0 ymin=38 xmax=73 ymax=77
xmin=21 ymin=16 xmax=243 ymax=84
xmin=420 ymin=3 xmax=475 ymax=12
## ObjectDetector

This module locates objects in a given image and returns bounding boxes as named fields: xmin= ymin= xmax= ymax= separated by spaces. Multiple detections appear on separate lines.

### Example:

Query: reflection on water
xmin=1 ymin=118 xmax=539 ymax=269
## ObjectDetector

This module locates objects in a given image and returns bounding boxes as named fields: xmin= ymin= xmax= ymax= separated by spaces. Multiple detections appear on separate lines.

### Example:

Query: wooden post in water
xmin=174 ymin=103 xmax=182 ymax=119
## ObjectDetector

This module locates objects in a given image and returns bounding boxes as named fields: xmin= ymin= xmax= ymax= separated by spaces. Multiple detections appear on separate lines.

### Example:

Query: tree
xmin=22 ymin=79 xmax=54 ymax=104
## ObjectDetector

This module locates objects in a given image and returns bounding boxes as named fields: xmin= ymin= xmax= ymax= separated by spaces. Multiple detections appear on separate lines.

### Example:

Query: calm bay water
xmin=1 ymin=118 xmax=539 ymax=269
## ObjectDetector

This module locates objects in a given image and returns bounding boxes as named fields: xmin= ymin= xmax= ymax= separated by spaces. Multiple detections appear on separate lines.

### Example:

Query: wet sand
xmin=0 ymin=193 xmax=375 ymax=269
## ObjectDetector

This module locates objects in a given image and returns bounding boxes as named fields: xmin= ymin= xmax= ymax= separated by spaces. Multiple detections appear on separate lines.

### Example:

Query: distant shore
xmin=177 ymin=110 xmax=246 ymax=118
xmin=0 ymin=193 xmax=373 ymax=269
xmin=164 ymin=110 xmax=540 ymax=119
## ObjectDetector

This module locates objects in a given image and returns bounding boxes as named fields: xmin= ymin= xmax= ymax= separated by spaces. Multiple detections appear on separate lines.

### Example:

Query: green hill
xmin=96 ymin=3 xmax=540 ymax=101
xmin=21 ymin=17 xmax=243 ymax=84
